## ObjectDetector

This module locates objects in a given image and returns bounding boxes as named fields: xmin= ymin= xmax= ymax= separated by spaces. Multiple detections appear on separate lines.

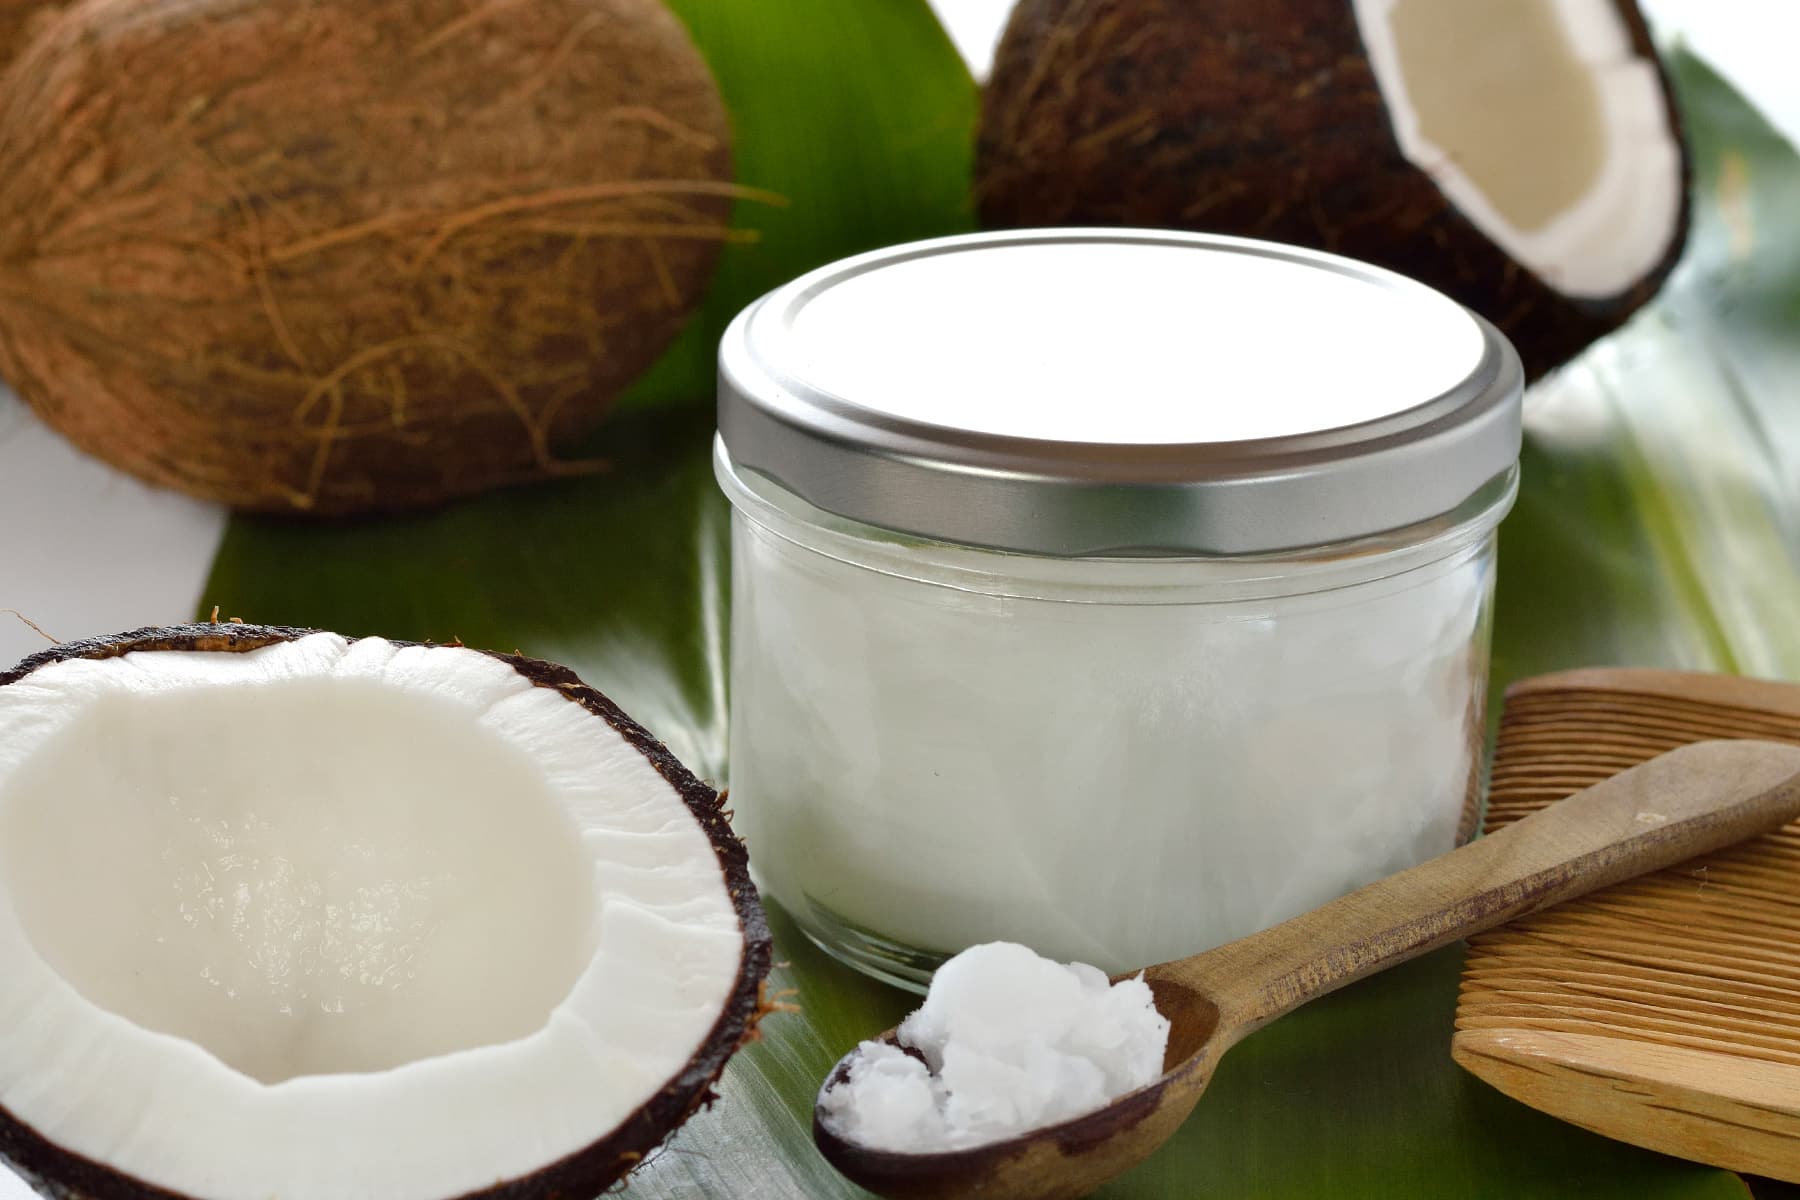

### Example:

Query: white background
xmin=1 ymin=3 xmax=1797 ymax=1196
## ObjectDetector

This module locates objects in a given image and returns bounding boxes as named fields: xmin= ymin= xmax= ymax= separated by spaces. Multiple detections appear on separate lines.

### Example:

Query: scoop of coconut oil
xmin=726 ymin=511 xmax=1493 ymax=976
xmin=818 ymin=942 xmax=1170 ymax=1152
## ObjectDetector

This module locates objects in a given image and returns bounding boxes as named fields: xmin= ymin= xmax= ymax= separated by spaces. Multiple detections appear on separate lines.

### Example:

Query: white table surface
xmin=0 ymin=3 xmax=1795 ymax=1196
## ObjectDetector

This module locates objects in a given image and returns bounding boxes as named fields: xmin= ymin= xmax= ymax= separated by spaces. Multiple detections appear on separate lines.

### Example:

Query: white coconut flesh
xmin=0 ymin=634 xmax=745 ymax=1200
xmin=1355 ymin=0 xmax=1682 ymax=298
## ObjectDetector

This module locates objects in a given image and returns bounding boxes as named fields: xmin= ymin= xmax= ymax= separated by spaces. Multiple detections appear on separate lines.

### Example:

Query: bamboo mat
xmin=1454 ymin=669 xmax=1800 ymax=1180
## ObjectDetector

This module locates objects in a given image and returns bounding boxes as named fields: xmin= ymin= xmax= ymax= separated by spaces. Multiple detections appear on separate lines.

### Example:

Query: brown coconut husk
xmin=0 ymin=2 xmax=58 ymax=73
xmin=0 ymin=0 xmax=746 ymax=514
xmin=975 ymin=0 xmax=1690 ymax=381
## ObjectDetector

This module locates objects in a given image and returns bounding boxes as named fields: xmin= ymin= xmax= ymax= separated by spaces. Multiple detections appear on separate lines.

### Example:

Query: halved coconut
xmin=976 ymin=0 xmax=1689 ymax=378
xmin=0 ymin=625 xmax=770 ymax=1200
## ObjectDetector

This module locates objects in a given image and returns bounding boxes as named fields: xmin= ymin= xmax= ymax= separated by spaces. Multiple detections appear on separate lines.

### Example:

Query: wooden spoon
xmin=814 ymin=738 xmax=1800 ymax=1200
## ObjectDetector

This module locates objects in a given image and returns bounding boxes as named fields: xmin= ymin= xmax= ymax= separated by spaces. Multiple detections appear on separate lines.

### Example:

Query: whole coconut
xmin=976 ymin=0 xmax=1690 ymax=380
xmin=0 ymin=0 xmax=736 ymax=513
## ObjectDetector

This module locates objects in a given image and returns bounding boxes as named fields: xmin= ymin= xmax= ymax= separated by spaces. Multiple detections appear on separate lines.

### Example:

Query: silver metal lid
xmin=717 ymin=229 xmax=1523 ymax=556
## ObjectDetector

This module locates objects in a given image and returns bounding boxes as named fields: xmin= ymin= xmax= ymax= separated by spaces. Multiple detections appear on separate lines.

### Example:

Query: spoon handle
xmin=1179 ymin=738 xmax=1800 ymax=1038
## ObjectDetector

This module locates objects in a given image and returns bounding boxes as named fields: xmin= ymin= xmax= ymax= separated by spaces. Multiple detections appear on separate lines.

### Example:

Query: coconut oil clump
xmin=819 ymin=942 xmax=1171 ymax=1152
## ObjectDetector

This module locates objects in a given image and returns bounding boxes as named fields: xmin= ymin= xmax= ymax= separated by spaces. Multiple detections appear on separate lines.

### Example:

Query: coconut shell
xmin=0 ymin=622 xmax=776 ymax=1200
xmin=975 ymin=0 xmax=1690 ymax=380
xmin=0 ymin=0 xmax=734 ymax=514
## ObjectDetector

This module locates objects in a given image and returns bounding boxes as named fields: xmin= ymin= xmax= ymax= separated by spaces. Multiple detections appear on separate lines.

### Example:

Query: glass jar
xmin=715 ymin=230 xmax=1522 ymax=989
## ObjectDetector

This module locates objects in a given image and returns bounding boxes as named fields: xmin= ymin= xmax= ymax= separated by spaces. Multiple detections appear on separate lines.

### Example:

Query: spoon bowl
xmin=816 ymin=978 xmax=1220 ymax=1200
xmin=815 ymin=739 xmax=1800 ymax=1200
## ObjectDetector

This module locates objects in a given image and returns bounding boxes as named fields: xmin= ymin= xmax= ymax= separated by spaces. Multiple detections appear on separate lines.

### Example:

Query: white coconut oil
xmin=720 ymin=448 xmax=1507 ymax=982
xmin=714 ymin=229 xmax=1522 ymax=987
xmin=818 ymin=941 xmax=1171 ymax=1152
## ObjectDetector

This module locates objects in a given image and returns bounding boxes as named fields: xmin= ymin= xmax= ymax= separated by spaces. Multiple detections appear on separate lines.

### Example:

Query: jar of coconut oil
xmin=716 ymin=229 xmax=1521 ymax=989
